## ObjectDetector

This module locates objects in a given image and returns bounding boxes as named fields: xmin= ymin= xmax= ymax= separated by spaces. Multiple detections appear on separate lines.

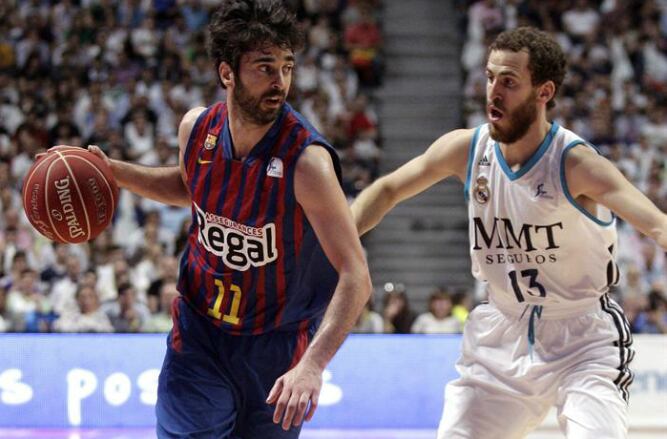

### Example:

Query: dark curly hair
xmin=207 ymin=0 xmax=304 ymax=88
xmin=489 ymin=27 xmax=567 ymax=110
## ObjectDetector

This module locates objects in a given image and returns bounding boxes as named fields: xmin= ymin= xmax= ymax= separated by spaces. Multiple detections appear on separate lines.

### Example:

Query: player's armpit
xmin=352 ymin=128 xmax=474 ymax=236
xmin=565 ymin=145 xmax=667 ymax=250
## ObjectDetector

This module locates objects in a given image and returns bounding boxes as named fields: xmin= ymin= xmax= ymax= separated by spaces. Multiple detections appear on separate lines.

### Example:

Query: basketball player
xmin=80 ymin=1 xmax=371 ymax=437
xmin=352 ymin=27 xmax=667 ymax=439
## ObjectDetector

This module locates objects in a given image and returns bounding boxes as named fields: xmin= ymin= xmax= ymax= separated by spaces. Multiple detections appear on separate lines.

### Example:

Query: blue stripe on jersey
xmin=221 ymin=117 xmax=233 ymax=159
xmin=464 ymin=125 xmax=482 ymax=202
xmin=495 ymin=122 xmax=559 ymax=181
xmin=560 ymin=140 xmax=615 ymax=227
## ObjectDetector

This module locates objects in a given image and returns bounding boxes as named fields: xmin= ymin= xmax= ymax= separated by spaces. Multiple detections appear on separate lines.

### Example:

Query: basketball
xmin=22 ymin=146 xmax=119 ymax=244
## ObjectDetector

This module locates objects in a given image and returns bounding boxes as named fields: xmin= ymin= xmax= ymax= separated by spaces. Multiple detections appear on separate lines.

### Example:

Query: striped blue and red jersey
xmin=177 ymin=102 xmax=341 ymax=335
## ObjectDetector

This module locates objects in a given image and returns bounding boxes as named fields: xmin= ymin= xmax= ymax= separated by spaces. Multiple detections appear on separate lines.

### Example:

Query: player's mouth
xmin=487 ymin=105 xmax=504 ymax=122
xmin=263 ymin=96 xmax=283 ymax=107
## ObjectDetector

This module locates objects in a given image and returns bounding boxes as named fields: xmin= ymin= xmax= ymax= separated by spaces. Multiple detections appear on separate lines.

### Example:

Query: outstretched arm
xmin=566 ymin=145 xmax=667 ymax=250
xmin=87 ymin=107 xmax=206 ymax=207
xmin=267 ymin=145 xmax=372 ymax=430
xmin=352 ymin=128 xmax=474 ymax=235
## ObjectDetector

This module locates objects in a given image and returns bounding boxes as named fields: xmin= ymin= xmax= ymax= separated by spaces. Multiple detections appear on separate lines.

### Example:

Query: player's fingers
xmin=266 ymin=377 xmax=283 ymax=404
xmin=305 ymin=388 xmax=319 ymax=421
xmin=281 ymin=391 xmax=302 ymax=431
xmin=87 ymin=145 xmax=105 ymax=158
xmin=272 ymin=385 xmax=291 ymax=425
xmin=292 ymin=392 xmax=311 ymax=427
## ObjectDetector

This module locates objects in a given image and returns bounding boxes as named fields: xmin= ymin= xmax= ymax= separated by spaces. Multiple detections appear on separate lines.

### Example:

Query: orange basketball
xmin=22 ymin=146 xmax=119 ymax=244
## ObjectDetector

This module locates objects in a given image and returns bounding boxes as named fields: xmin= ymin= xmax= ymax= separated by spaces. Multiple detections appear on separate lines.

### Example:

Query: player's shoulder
xmin=425 ymin=127 xmax=478 ymax=161
xmin=179 ymin=103 xmax=225 ymax=131
xmin=178 ymin=106 xmax=208 ymax=137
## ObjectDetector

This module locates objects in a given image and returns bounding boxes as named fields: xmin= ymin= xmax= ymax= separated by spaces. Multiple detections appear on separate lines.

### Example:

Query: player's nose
xmin=487 ymin=80 xmax=503 ymax=102
xmin=272 ymin=71 xmax=287 ymax=91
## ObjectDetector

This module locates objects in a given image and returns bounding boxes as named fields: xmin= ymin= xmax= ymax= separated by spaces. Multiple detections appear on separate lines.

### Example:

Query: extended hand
xmin=266 ymin=358 xmax=323 ymax=431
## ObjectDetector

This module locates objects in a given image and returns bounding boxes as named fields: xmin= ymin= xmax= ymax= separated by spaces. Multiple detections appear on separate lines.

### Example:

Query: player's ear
xmin=538 ymin=81 xmax=555 ymax=104
xmin=219 ymin=62 xmax=234 ymax=88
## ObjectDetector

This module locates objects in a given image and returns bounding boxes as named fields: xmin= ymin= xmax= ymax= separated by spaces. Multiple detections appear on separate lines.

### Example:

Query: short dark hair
xmin=207 ymin=0 xmax=304 ymax=88
xmin=489 ymin=27 xmax=567 ymax=110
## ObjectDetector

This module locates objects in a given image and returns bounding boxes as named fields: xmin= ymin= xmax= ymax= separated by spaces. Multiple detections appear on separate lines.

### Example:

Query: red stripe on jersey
xmin=170 ymin=297 xmax=183 ymax=352
xmin=293 ymin=207 xmax=303 ymax=260
xmin=288 ymin=322 xmax=311 ymax=370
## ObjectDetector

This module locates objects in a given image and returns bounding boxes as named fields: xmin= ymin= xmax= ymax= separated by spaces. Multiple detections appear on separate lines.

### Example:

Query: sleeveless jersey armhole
xmin=464 ymin=125 xmax=482 ymax=202
xmin=182 ymin=106 xmax=213 ymax=175
xmin=559 ymin=140 xmax=615 ymax=227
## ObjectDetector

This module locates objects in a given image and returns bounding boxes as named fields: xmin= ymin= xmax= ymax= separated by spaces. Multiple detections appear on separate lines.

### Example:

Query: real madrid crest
xmin=204 ymin=133 xmax=218 ymax=150
xmin=474 ymin=176 xmax=491 ymax=204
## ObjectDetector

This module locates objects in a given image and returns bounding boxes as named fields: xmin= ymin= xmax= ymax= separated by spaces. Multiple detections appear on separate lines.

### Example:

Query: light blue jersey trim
xmin=464 ymin=126 xmax=482 ymax=202
xmin=560 ymin=140 xmax=615 ymax=227
xmin=494 ymin=122 xmax=559 ymax=181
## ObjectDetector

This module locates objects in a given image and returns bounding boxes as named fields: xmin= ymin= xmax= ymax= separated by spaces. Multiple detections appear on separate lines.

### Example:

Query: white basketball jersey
xmin=466 ymin=122 xmax=619 ymax=312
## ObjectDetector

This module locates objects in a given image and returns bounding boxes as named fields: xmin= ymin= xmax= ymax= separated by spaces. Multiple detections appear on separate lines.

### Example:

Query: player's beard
xmin=488 ymin=90 xmax=538 ymax=144
xmin=233 ymin=78 xmax=285 ymax=126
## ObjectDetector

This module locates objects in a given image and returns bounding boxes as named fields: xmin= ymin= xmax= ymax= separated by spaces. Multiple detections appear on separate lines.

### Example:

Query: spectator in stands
xmin=39 ymin=242 xmax=69 ymax=285
xmin=451 ymin=289 xmax=472 ymax=325
xmin=54 ymin=285 xmax=113 ymax=333
xmin=49 ymin=254 xmax=83 ymax=315
xmin=145 ymin=254 xmax=180 ymax=313
xmin=103 ymin=282 xmax=150 ymax=333
xmin=344 ymin=3 xmax=383 ymax=86
xmin=0 ymin=284 xmax=9 ymax=331
xmin=381 ymin=282 xmax=415 ymax=334
xmin=562 ymin=0 xmax=600 ymax=43
xmin=632 ymin=288 xmax=667 ymax=334
xmin=142 ymin=280 xmax=179 ymax=333
xmin=5 ymin=267 xmax=52 ymax=332
xmin=352 ymin=296 xmax=383 ymax=333
xmin=411 ymin=290 xmax=462 ymax=334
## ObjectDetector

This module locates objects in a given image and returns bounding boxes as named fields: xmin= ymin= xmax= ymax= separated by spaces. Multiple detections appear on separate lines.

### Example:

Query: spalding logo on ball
xmin=22 ymin=146 xmax=119 ymax=243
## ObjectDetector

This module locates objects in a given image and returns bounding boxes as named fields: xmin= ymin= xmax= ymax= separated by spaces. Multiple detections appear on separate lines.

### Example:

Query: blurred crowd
xmin=0 ymin=0 xmax=384 ymax=333
xmin=461 ymin=0 xmax=667 ymax=333
xmin=353 ymin=282 xmax=472 ymax=335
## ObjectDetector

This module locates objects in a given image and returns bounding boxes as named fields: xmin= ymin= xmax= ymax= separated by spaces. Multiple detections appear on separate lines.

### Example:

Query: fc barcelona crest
xmin=204 ymin=133 xmax=218 ymax=150
xmin=474 ymin=176 xmax=491 ymax=204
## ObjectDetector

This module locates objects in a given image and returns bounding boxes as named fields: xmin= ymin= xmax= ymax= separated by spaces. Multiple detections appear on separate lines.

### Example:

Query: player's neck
xmin=498 ymin=119 xmax=552 ymax=169
xmin=227 ymin=105 xmax=274 ymax=160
